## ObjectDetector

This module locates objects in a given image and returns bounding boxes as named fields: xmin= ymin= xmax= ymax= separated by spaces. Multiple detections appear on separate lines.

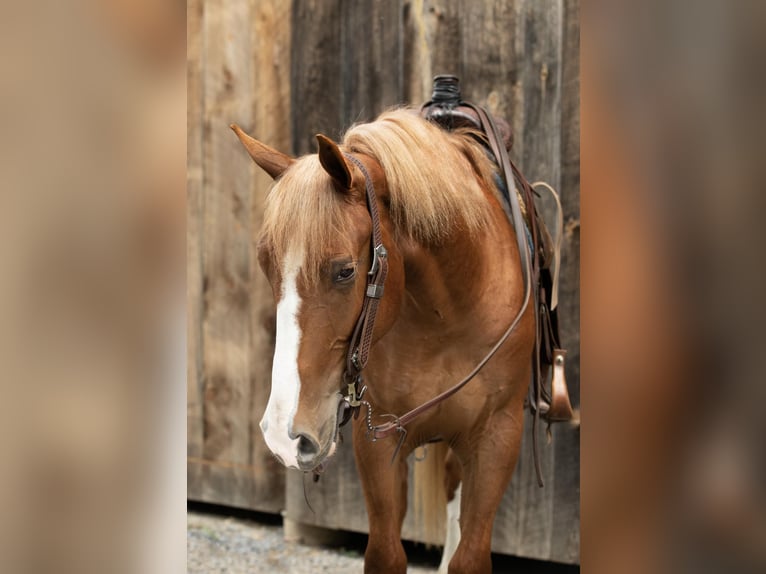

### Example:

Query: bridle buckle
xmin=351 ymin=350 xmax=361 ymax=371
xmin=368 ymin=244 xmax=388 ymax=277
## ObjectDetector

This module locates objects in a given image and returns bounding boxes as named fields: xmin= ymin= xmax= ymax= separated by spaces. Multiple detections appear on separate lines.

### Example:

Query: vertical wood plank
xmin=550 ymin=0 xmax=580 ymax=562
xmin=401 ymin=0 xmax=431 ymax=104
xmin=459 ymin=0 xmax=517 ymax=117
xmin=557 ymin=0 xmax=581 ymax=401
xmin=402 ymin=0 xmax=464 ymax=104
xmin=340 ymin=0 xmax=403 ymax=126
xmin=495 ymin=0 xmax=565 ymax=560
xmin=186 ymin=0 xmax=205 ymax=496
xmin=290 ymin=0 xmax=344 ymax=153
xmin=188 ymin=0 xmax=288 ymax=514
xmin=197 ymin=0 xmax=281 ymax=512
xmin=248 ymin=0 xmax=292 ymax=504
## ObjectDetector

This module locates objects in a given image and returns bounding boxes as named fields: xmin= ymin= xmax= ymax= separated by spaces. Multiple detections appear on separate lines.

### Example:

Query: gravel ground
xmin=188 ymin=508 xmax=579 ymax=573
xmin=187 ymin=510 xmax=438 ymax=573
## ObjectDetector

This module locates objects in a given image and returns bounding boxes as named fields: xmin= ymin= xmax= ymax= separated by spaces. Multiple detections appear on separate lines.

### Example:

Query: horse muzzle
xmin=260 ymin=413 xmax=338 ymax=471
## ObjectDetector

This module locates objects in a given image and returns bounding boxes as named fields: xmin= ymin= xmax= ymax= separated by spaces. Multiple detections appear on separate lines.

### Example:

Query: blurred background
xmin=582 ymin=1 xmax=766 ymax=573
xmin=0 ymin=0 xmax=763 ymax=573
xmin=0 ymin=1 xmax=185 ymax=573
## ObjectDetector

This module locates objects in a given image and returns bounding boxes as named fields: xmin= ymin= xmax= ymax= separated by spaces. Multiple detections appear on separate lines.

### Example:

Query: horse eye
xmin=334 ymin=266 xmax=356 ymax=284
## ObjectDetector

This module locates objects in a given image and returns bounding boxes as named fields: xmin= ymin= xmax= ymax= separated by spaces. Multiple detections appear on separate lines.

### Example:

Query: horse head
xmin=231 ymin=124 xmax=404 ymax=471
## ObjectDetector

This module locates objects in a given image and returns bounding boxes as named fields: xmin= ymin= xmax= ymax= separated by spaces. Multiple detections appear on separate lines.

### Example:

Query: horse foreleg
xmin=448 ymin=409 xmax=524 ymax=574
xmin=353 ymin=419 xmax=409 ymax=574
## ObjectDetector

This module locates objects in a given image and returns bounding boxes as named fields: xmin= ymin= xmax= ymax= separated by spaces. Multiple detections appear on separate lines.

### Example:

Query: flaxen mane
xmin=260 ymin=108 xmax=498 ymax=280
xmin=343 ymin=109 xmax=497 ymax=240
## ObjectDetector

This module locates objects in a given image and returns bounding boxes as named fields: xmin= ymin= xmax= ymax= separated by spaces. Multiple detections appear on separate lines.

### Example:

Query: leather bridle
xmin=337 ymin=106 xmax=535 ymax=451
xmin=337 ymin=154 xmax=388 ymax=426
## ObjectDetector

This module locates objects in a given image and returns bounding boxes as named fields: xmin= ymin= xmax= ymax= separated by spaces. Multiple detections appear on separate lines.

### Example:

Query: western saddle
xmin=421 ymin=75 xmax=575 ymax=486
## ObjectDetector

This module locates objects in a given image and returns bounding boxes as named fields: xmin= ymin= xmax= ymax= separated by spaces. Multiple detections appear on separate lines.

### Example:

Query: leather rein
xmin=338 ymin=105 xmax=535 ymax=451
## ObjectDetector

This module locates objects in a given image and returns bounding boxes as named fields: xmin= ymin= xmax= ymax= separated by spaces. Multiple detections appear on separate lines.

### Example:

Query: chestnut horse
xmin=232 ymin=109 xmax=534 ymax=574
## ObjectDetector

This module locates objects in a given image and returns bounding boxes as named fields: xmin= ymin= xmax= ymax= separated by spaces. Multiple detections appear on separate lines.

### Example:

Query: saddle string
xmin=531 ymin=181 xmax=564 ymax=311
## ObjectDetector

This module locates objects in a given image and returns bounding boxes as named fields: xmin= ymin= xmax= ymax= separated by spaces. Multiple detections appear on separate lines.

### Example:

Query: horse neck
xmin=395 ymin=196 xmax=520 ymax=330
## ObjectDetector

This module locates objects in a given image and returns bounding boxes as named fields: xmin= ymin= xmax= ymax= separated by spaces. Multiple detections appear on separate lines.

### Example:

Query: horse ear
xmin=230 ymin=124 xmax=294 ymax=179
xmin=316 ymin=134 xmax=352 ymax=191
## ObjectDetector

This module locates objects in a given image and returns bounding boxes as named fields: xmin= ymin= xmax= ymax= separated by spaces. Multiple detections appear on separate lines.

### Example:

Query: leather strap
xmin=367 ymin=105 xmax=535 ymax=442
xmin=466 ymin=105 xmax=549 ymax=486
xmin=340 ymin=112 xmax=548 ymax=487
xmin=341 ymin=155 xmax=388 ymax=402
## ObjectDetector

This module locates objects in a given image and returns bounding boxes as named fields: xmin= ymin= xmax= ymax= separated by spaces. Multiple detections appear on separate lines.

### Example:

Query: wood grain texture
xmin=460 ymin=0 xmax=518 ymax=116
xmin=549 ymin=0 xmax=580 ymax=562
xmin=189 ymin=0 xmax=580 ymax=562
xmin=248 ymin=0 xmax=291 ymax=505
xmin=493 ymin=0 xmax=565 ymax=561
xmin=187 ymin=0 xmax=285 ymax=513
xmin=199 ymin=0 xmax=258 ymax=508
xmin=340 ymin=0 xmax=404 ymax=126
xmin=186 ymin=0 xmax=204 ymax=495
xmin=290 ymin=0 xmax=344 ymax=152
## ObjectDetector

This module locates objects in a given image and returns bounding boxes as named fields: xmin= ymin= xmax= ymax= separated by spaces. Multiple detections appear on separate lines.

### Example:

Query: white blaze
xmin=259 ymin=249 xmax=304 ymax=468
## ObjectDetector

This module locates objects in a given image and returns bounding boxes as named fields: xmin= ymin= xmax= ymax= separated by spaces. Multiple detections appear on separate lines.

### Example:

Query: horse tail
xmin=411 ymin=441 xmax=449 ymax=545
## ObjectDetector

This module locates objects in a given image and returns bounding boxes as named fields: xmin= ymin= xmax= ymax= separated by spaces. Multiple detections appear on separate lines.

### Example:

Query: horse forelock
xmin=259 ymin=155 xmax=356 ymax=287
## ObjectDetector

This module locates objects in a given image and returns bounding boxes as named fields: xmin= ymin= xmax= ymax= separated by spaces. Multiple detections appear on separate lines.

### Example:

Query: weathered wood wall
xmin=187 ymin=0 xmax=291 ymax=512
xmin=188 ymin=0 xmax=579 ymax=564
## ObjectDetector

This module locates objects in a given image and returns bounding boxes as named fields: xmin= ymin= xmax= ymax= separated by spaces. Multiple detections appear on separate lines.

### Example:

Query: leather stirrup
xmin=544 ymin=349 xmax=574 ymax=422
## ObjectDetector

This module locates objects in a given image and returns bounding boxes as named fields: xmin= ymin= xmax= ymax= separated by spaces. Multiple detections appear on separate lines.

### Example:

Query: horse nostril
xmin=296 ymin=434 xmax=320 ymax=459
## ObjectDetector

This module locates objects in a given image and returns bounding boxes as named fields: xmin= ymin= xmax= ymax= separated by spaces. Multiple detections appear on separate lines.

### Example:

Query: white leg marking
xmin=259 ymin=249 xmax=303 ymax=468
xmin=438 ymin=483 xmax=462 ymax=574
